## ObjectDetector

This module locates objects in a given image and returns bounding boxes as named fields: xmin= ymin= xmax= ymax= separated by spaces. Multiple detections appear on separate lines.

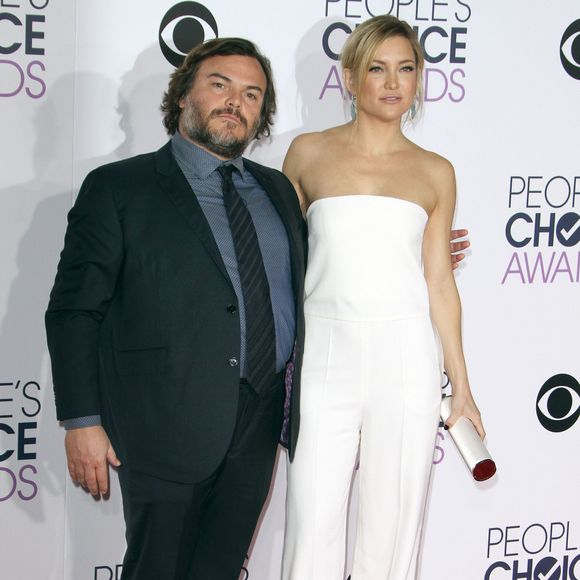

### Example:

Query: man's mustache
xmin=210 ymin=107 xmax=248 ymax=128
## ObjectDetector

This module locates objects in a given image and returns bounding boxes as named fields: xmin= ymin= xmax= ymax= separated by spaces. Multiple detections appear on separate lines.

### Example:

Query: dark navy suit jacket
xmin=45 ymin=142 xmax=306 ymax=482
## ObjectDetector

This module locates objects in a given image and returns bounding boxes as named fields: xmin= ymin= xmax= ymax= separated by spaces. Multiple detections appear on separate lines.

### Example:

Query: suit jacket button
xmin=228 ymin=357 xmax=238 ymax=367
xmin=226 ymin=304 xmax=237 ymax=314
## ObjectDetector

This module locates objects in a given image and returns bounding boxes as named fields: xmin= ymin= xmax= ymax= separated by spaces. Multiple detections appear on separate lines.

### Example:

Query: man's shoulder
xmin=243 ymin=157 xmax=290 ymax=188
xmin=91 ymin=144 xmax=169 ymax=179
xmin=76 ymin=144 xmax=173 ymax=204
xmin=243 ymin=156 xmax=278 ymax=175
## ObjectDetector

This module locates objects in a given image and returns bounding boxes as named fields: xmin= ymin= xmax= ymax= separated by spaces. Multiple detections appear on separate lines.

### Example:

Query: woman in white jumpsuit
xmin=281 ymin=15 xmax=486 ymax=580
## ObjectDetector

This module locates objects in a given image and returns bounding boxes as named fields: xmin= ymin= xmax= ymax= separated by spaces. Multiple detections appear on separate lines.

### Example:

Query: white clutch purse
xmin=440 ymin=395 xmax=496 ymax=481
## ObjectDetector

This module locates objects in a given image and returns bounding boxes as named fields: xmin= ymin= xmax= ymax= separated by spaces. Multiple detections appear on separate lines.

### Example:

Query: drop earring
xmin=350 ymin=94 xmax=357 ymax=120
xmin=408 ymin=98 xmax=418 ymax=122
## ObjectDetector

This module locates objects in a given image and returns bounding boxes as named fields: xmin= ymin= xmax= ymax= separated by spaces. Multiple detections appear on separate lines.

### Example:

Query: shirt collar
xmin=172 ymin=131 xmax=246 ymax=180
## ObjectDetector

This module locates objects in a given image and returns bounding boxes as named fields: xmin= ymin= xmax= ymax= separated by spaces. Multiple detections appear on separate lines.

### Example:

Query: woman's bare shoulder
xmin=288 ymin=126 xmax=345 ymax=155
xmin=408 ymin=145 xmax=455 ymax=186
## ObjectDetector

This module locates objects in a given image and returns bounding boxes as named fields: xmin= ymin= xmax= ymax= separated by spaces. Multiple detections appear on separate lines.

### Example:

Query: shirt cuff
xmin=62 ymin=415 xmax=102 ymax=430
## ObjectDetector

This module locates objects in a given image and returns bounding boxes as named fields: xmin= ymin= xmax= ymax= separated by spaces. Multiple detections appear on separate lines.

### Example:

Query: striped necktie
xmin=217 ymin=164 xmax=276 ymax=394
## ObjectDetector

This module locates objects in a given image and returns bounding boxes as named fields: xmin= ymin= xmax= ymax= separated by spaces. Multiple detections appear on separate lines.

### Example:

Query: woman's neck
xmin=346 ymin=114 xmax=409 ymax=156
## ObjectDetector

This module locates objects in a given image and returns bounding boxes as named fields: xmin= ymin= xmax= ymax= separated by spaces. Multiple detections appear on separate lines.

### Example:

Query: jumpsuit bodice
xmin=304 ymin=194 xmax=431 ymax=321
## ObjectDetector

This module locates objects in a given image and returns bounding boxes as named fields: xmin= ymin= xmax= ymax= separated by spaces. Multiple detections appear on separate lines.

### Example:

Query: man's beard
xmin=181 ymin=97 xmax=259 ymax=159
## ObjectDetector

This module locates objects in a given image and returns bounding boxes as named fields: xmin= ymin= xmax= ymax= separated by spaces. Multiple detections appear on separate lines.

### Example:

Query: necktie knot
xmin=217 ymin=164 xmax=236 ymax=184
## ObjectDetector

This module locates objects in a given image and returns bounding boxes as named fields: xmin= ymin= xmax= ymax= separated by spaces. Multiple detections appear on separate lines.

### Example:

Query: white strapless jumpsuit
xmin=282 ymin=195 xmax=443 ymax=580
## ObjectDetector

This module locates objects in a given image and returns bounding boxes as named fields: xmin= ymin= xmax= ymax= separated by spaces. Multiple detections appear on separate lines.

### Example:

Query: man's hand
xmin=450 ymin=228 xmax=470 ymax=270
xmin=64 ymin=425 xmax=121 ymax=497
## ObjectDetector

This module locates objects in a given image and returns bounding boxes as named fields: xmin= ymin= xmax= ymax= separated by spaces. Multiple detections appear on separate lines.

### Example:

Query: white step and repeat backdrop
xmin=1 ymin=1 xmax=579 ymax=579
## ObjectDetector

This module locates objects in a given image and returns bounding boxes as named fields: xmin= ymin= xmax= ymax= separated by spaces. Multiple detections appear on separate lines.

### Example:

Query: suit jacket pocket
xmin=116 ymin=345 xmax=166 ymax=376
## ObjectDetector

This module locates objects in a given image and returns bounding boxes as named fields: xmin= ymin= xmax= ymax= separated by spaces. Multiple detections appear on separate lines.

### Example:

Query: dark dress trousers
xmin=46 ymin=141 xmax=305 ymax=482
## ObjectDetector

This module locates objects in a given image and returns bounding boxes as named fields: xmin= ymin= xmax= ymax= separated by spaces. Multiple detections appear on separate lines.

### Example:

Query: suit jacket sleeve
xmin=45 ymin=167 xmax=123 ymax=421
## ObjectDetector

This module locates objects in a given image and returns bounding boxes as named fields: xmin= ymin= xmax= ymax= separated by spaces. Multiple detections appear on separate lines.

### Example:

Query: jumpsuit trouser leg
xmin=283 ymin=313 xmax=441 ymax=580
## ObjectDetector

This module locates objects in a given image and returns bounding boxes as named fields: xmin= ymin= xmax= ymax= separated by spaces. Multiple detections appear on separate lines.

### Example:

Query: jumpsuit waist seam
xmin=303 ymin=310 xmax=431 ymax=323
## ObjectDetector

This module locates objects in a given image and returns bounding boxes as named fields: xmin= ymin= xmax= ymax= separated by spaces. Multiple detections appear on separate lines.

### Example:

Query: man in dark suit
xmin=46 ymin=38 xmax=306 ymax=579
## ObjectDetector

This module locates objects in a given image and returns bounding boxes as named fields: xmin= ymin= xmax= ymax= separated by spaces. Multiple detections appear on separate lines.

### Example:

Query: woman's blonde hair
xmin=341 ymin=15 xmax=424 ymax=120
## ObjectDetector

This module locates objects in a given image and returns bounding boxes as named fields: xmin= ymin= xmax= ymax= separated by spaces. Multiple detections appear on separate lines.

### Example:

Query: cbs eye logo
xmin=536 ymin=373 xmax=580 ymax=432
xmin=560 ymin=19 xmax=580 ymax=80
xmin=159 ymin=2 xmax=218 ymax=67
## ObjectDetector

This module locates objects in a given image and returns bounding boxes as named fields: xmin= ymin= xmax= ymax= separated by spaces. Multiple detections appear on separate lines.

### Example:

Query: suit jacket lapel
xmin=244 ymin=159 xmax=304 ymax=300
xmin=154 ymin=142 xmax=232 ymax=287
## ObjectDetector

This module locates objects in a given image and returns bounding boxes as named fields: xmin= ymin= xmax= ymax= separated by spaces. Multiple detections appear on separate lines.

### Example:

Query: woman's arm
xmin=282 ymin=135 xmax=310 ymax=216
xmin=422 ymin=157 xmax=486 ymax=439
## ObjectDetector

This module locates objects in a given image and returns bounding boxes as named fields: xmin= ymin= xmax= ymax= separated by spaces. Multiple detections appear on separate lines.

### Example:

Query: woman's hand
xmin=445 ymin=390 xmax=486 ymax=440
